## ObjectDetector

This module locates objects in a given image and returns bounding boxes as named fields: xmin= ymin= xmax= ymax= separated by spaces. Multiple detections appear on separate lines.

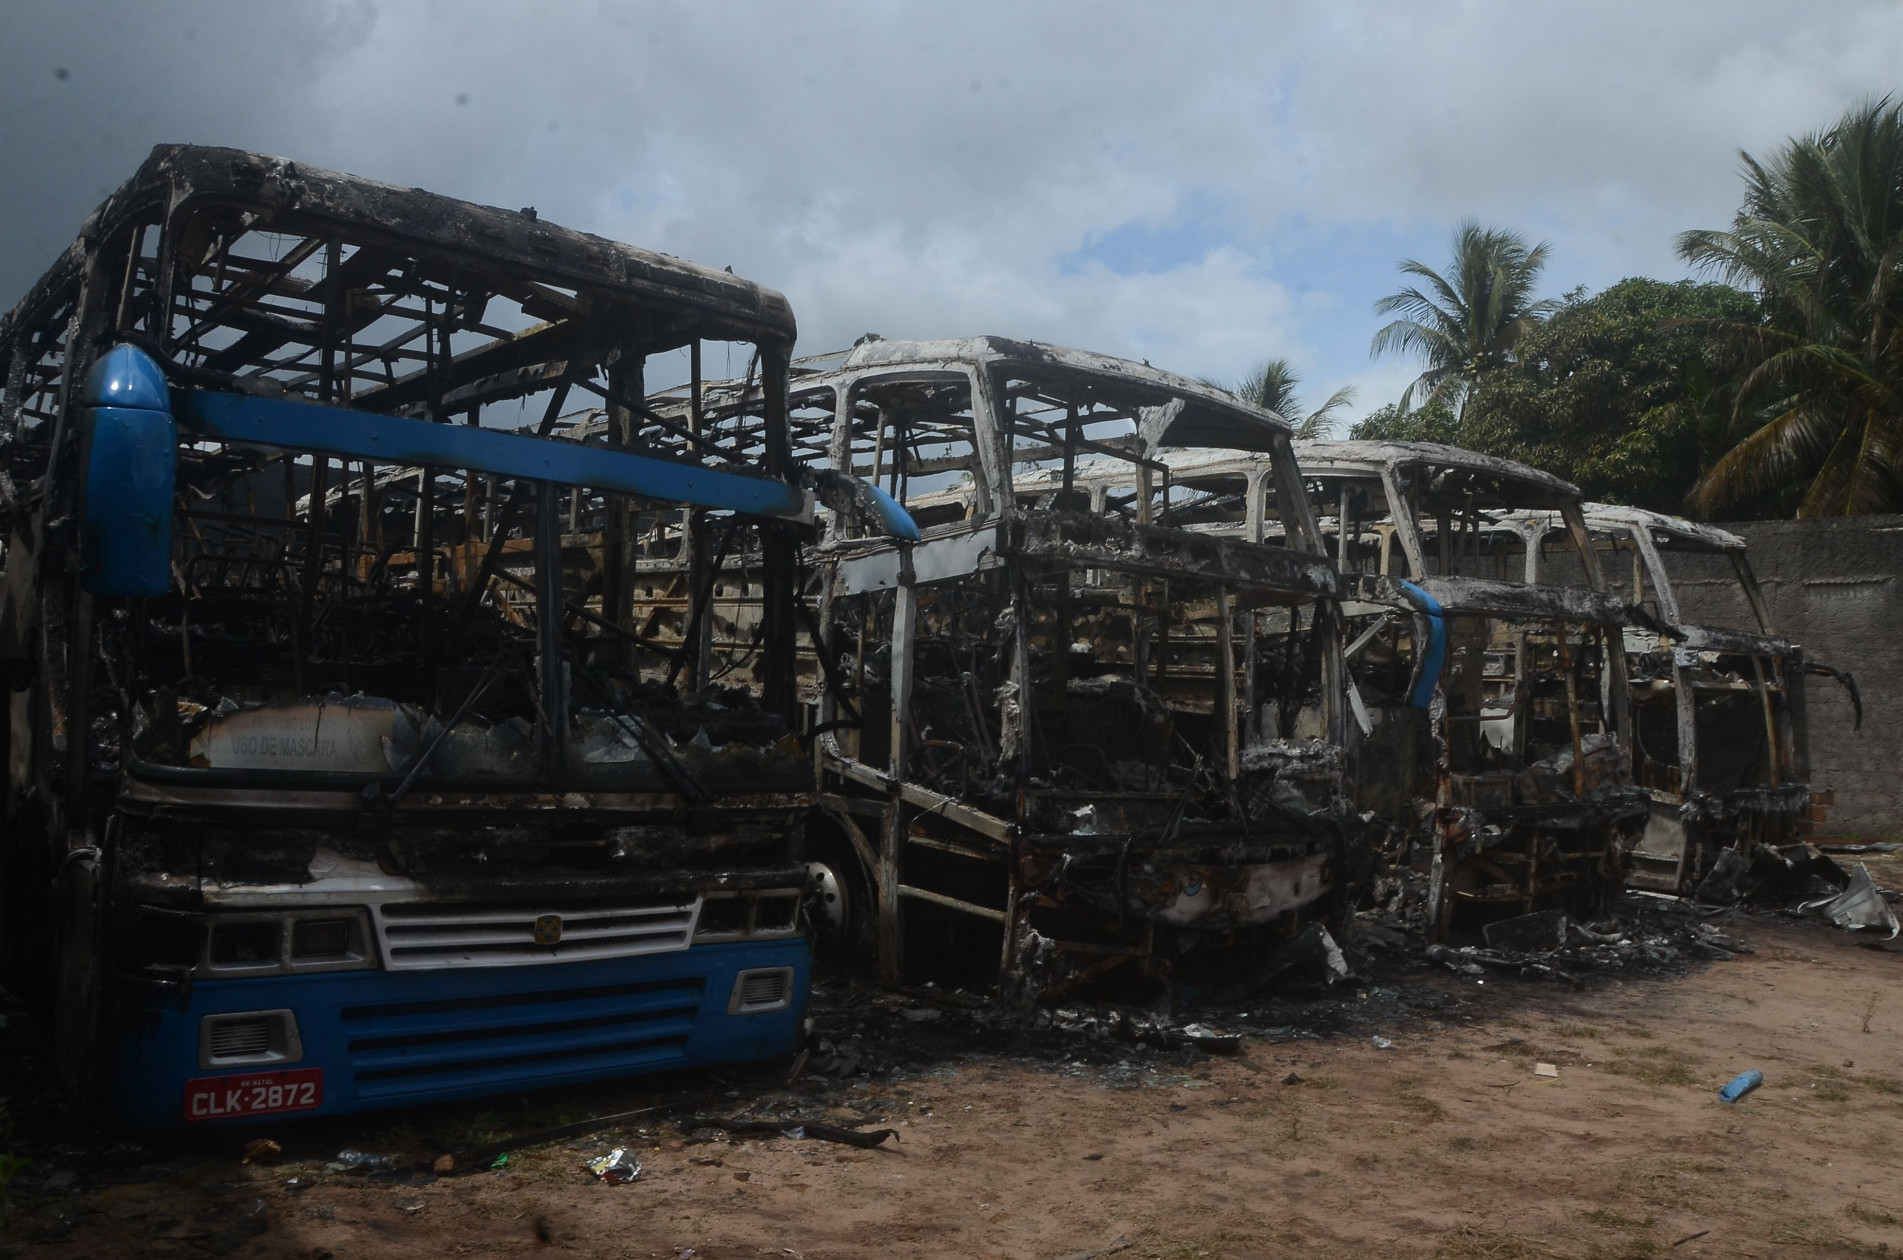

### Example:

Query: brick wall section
xmin=1665 ymin=514 xmax=1903 ymax=837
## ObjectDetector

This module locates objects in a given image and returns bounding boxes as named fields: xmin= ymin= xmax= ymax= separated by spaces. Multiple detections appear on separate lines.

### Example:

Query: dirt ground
xmin=4 ymin=910 xmax=1902 ymax=1260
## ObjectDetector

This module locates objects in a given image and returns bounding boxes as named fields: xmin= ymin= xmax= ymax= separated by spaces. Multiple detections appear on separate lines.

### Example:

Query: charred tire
xmin=804 ymin=828 xmax=874 ymax=964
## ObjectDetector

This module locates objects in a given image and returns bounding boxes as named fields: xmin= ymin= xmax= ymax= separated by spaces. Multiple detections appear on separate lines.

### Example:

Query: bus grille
xmin=209 ymin=1018 xmax=272 ymax=1058
xmin=339 ymin=976 xmax=705 ymax=1101
xmin=370 ymin=899 xmax=700 ymax=970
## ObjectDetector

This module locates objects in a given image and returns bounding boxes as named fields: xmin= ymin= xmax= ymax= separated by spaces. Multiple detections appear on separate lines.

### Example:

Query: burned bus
xmin=0 ymin=146 xmax=906 ymax=1124
xmin=1504 ymin=504 xmax=1856 ymax=896
xmin=1110 ymin=440 xmax=1644 ymax=940
xmin=781 ymin=336 xmax=1358 ymax=1001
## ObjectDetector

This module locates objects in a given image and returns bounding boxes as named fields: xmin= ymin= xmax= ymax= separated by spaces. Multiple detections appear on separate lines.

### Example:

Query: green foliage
xmin=1350 ymin=395 xmax=1462 ymax=445
xmin=1678 ymin=96 xmax=1903 ymax=516
xmin=1463 ymin=278 xmax=1759 ymax=512
xmin=1352 ymin=277 xmax=1756 ymax=514
xmin=1226 ymin=357 xmax=1356 ymax=438
xmin=1370 ymin=221 xmax=1560 ymax=415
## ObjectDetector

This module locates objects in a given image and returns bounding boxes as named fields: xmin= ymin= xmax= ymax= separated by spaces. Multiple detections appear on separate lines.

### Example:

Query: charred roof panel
xmin=1291 ymin=439 xmax=1582 ymax=509
xmin=0 ymin=144 xmax=796 ymax=352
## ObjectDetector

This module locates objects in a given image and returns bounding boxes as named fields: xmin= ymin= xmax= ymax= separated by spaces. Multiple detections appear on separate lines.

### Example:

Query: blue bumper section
xmin=113 ymin=939 xmax=808 ymax=1127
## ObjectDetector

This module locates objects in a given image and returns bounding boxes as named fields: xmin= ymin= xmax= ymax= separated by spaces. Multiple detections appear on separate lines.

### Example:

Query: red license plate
xmin=184 ymin=1068 xmax=324 ymax=1121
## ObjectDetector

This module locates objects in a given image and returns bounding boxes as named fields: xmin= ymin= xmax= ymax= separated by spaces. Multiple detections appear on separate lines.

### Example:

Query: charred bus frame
xmin=1100 ymin=440 xmax=1644 ymax=939
xmin=789 ymin=337 xmax=1358 ymax=1000
xmin=1506 ymin=504 xmax=1855 ymax=895
xmin=0 ymin=145 xmax=877 ymax=1124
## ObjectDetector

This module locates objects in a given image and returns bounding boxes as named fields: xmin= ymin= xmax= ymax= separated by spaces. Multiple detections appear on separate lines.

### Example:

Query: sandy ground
xmin=5 ymin=912 xmax=1903 ymax=1260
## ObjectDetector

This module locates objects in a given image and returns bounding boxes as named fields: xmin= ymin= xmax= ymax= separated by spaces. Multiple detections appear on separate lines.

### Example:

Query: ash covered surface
xmin=796 ymin=890 xmax=1759 ymax=1093
xmin=0 ymin=891 xmax=1773 ymax=1254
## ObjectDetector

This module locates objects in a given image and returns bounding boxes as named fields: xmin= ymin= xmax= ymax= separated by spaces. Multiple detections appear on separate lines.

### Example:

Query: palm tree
xmin=1231 ymin=357 xmax=1356 ymax=438
xmin=1370 ymin=221 xmax=1559 ymax=416
xmin=1677 ymin=97 xmax=1903 ymax=517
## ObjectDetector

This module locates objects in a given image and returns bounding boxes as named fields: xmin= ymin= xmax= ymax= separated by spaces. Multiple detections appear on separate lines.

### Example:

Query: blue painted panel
xmin=174 ymin=391 xmax=815 ymax=523
xmin=1396 ymin=580 xmax=1448 ymax=709
xmin=82 ymin=405 xmax=177 ymax=598
xmin=112 ymin=938 xmax=810 ymax=1126
xmin=84 ymin=343 xmax=171 ymax=412
xmin=86 ymin=345 xmax=922 ymax=539
xmin=864 ymin=481 xmax=922 ymax=543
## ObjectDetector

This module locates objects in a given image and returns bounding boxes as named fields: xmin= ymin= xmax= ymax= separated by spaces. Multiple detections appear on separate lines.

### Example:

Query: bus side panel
xmin=111 ymin=939 xmax=809 ymax=1126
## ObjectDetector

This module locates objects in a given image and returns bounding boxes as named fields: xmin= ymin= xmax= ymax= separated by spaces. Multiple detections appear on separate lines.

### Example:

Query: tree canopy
xmin=1369 ymin=221 xmax=1559 ymax=416
xmin=1353 ymin=278 xmax=1759 ymax=514
xmin=1677 ymin=96 xmax=1903 ymax=517
xmin=1228 ymin=358 xmax=1355 ymax=438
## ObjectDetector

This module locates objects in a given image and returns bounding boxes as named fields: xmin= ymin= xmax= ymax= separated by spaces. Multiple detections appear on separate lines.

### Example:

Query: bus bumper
xmin=110 ymin=938 xmax=809 ymax=1126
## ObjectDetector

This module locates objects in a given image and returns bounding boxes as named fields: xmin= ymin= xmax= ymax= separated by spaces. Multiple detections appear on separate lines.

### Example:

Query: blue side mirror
xmin=81 ymin=344 xmax=176 ymax=598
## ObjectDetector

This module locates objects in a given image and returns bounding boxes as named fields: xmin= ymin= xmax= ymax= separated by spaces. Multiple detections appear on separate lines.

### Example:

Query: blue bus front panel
xmin=112 ymin=938 xmax=809 ymax=1126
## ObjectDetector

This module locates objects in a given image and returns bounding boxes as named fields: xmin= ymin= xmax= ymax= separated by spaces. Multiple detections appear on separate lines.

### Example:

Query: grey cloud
xmin=1 ymin=0 xmax=1896 ymax=393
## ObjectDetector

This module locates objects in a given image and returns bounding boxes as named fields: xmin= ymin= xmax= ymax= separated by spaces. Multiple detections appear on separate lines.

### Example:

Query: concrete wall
xmin=1667 ymin=515 xmax=1903 ymax=837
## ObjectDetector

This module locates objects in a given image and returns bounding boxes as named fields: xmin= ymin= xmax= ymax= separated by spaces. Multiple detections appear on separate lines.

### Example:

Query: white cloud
xmin=2 ymin=0 xmax=1897 ymax=420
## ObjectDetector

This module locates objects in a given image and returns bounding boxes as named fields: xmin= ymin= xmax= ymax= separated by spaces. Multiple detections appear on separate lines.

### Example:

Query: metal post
xmin=536 ymin=480 xmax=567 ymax=785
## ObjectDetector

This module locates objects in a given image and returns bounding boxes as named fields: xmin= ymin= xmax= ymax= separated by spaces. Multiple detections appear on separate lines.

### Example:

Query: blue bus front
xmin=110 ymin=802 xmax=814 ymax=1126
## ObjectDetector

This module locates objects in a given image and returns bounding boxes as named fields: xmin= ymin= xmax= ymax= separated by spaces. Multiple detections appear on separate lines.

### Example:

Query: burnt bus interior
xmin=787 ymin=340 xmax=1356 ymax=1000
xmin=1156 ymin=442 xmax=1643 ymax=938
xmin=0 ymin=148 xmax=819 ymax=1022
xmin=1518 ymin=508 xmax=1815 ymax=895
xmin=1045 ymin=447 xmax=1641 ymax=933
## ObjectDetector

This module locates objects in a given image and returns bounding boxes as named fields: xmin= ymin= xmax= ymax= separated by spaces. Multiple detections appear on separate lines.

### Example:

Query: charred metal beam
xmin=999 ymin=511 xmax=1338 ymax=598
xmin=1354 ymin=573 xmax=1626 ymax=625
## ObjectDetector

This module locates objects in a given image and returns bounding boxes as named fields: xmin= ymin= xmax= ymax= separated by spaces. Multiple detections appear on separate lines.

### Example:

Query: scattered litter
xmin=1100 ymin=1012 xmax=1243 ymax=1055
xmin=1175 ymin=1023 xmax=1245 ymax=1055
xmin=240 ymin=1139 xmax=281 ymax=1165
xmin=585 ymin=1148 xmax=642 ymax=1184
xmin=683 ymin=1116 xmax=898 ymax=1149
xmin=334 ymin=1148 xmax=396 ymax=1171
xmin=1214 ymin=923 xmax=1350 ymax=1001
xmin=1533 ymin=1063 xmax=1559 ymax=1079
xmin=1483 ymin=908 xmax=1570 ymax=953
xmin=1694 ymin=848 xmax=1749 ymax=904
xmin=1718 ymin=1070 xmax=1763 ymax=1103
xmin=1371 ymin=1035 xmax=1394 ymax=1050
xmin=1803 ymin=864 xmax=1900 ymax=938
xmin=1815 ymin=842 xmax=1901 ymax=854
xmin=442 ymin=1104 xmax=660 ymax=1175
xmin=1422 ymin=896 xmax=1752 ymax=982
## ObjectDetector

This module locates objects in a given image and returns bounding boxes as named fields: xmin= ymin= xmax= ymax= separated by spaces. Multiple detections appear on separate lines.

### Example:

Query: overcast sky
xmin=3 ymin=1 xmax=1899 ymax=427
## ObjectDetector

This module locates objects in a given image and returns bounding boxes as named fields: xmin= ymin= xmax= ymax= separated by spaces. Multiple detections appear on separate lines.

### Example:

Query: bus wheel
xmin=805 ymin=854 xmax=871 ymax=961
